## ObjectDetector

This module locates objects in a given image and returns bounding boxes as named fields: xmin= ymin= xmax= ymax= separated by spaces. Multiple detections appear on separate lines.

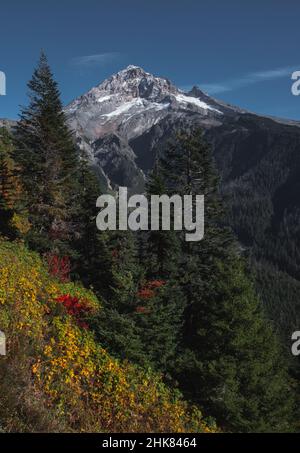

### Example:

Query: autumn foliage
xmin=46 ymin=254 xmax=71 ymax=283
xmin=0 ymin=240 xmax=214 ymax=433
xmin=55 ymin=294 xmax=92 ymax=329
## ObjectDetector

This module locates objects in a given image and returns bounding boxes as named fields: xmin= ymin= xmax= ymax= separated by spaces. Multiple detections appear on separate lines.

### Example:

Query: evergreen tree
xmin=131 ymin=163 xmax=185 ymax=371
xmin=177 ymin=256 xmax=293 ymax=432
xmin=159 ymin=128 xmax=294 ymax=432
xmin=144 ymin=164 xmax=182 ymax=279
xmin=91 ymin=228 xmax=146 ymax=364
xmin=13 ymin=52 xmax=80 ymax=257
xmin=133 ymin=278 xmax=184 ymax=371
xmin=73 ymin=156 xmax=107 ymax=283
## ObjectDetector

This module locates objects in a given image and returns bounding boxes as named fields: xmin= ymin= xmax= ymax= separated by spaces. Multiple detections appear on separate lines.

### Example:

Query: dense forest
xmin=206 ymin=116 xmax=300 ymax=353
xmin=0 ymin=53 xmax=298 ymax=433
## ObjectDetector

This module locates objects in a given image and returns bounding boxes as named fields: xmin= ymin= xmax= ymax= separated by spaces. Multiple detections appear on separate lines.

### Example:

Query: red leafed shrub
xmin=55 ymin=294 xmax=91 ymax=329
xmin=46 ymin=254 xmax=70 ymax=283
xmin=137 ymin=280 xmax=166 ymax=300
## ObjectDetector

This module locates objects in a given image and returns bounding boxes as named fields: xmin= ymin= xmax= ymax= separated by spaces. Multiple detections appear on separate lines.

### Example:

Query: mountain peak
xmin=110 ymin=64 xmax=152 ymax=84
xmin=65 ymin=66 xmax=224 ymax=146
xmin=94 ymin=65 xmax=178 ymax=101
xmin=123 ymin=64 xmax=145 ymax=72
xmin=114 ymin=65 xmax=149 ymax=79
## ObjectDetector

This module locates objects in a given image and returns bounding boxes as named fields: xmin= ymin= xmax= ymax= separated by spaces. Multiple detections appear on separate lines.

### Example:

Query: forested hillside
xmin=0 ymin=53 xmax=298 ymax=433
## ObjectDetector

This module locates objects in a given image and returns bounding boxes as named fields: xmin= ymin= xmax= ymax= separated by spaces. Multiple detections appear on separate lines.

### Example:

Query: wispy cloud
xmin=198 ymin=65 xmax=298 ymax=95
xmin=70 ymin=52 xmax=120 ymax=67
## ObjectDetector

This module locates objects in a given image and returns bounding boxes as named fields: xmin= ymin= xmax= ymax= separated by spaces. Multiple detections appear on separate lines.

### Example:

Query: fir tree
xmin=131 ymin=163 xmax=185 ymax=371
xmin=14 ymin=52 xmax=80 ymax=256
xmin=73 ymin=155 xmax=107 ymax=283
xmin=144 ymin=164 xmax=182 ymax=279
xmin=90 ymin=228 xmax=146 ymax=364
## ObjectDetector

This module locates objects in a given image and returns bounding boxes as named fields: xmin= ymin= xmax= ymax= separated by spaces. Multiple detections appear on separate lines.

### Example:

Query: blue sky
xmin=0 ymin=0 xmax=300 ymax=120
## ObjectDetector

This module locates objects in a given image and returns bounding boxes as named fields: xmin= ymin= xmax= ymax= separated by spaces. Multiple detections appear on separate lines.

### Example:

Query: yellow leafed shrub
xmin=0 ymin=239 xmax=215 ymax=433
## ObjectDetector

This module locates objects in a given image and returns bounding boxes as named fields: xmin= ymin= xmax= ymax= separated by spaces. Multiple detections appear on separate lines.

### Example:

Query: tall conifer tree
xmin=14 ymin=52 xmax=80 ymax=256
xmin=133 ymin=163 xmax=185 ymax=371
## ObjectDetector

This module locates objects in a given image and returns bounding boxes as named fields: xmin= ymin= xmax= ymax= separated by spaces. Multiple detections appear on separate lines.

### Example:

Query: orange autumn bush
xmin=0 ymin=239 xmax=216 ymax=433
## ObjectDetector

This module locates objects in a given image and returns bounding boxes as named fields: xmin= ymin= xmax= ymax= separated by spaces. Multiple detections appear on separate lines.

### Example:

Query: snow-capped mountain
xmin=64 ymin=65 xmax=300 ymax=195
xmin=66 ymin=65 xmax=223 ymax=142
xmin=64 ymin=65 xmax=238 ymax=190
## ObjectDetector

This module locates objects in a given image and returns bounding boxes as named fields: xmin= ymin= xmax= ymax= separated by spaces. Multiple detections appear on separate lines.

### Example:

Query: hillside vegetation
xmin=0 ymin=240 xmax=212 ymax=433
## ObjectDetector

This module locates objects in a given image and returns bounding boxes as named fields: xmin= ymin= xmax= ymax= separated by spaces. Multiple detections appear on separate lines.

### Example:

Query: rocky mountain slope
xmin=64 ymin=65 xmax=300 ymax=196
xmin=65 ymin=65 xmax=231 ymax=190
